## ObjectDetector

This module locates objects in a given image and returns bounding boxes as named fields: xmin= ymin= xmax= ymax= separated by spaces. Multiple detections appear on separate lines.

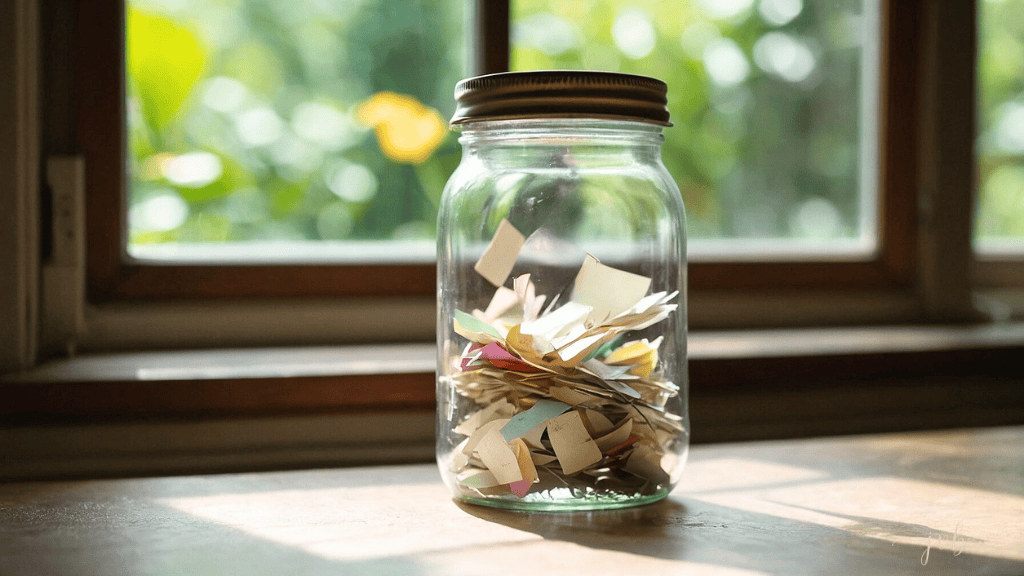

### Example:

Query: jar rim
xmin=451 ymin=71 xmax=672 ymax=128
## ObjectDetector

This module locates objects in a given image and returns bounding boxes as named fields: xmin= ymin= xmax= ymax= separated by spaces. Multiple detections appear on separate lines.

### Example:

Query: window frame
xmin=78 ymin=0 xmax=921 ymax=304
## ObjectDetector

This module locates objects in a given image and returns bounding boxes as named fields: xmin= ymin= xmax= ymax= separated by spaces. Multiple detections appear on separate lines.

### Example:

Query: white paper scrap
xmin=547 ymin=410 xmax=603 ymax=475
xmin=500 ymin=399 xmax=571 ymax=442
xmin=474 ymin=219 xmax=526 ymax=287
xmin=520 ymin=301 xmax=592 ymax=342
xmin=481 ymin=286 xmax=519 ymax=321
xmin=571 ymin=254 xmax=651 ymax=323
xmin=477 ymin=429 xmax=524 ymax=484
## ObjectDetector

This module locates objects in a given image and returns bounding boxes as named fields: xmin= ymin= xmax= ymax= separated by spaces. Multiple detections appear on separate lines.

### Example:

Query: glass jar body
xmin=436 ymin=119 xmax=688 ymax=511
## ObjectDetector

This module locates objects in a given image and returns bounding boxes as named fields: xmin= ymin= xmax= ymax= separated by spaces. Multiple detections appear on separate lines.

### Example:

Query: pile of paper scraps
xmin=448 ymin=219 xmax=684 ymax=499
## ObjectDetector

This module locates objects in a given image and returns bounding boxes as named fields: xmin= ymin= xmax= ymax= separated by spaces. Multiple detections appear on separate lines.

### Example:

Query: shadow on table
xmin=456 ymin=496 xmax=1024 ymax=575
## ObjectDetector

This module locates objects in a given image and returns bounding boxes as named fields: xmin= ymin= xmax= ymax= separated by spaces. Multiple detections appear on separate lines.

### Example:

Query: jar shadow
xmin=454 ymin=496 xmax=691 ymax=560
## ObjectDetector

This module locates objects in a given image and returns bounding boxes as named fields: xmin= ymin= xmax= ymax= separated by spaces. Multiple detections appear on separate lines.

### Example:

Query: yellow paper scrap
xmin=477 ymin=429 xmax=524 ymax=484
xmin=474 ymin=219 xmax=526 ymax=287
xmin=547 ymin=410 xmax=603 ymax=475
xmin=604 ymin=337 xmax=662 ymax=378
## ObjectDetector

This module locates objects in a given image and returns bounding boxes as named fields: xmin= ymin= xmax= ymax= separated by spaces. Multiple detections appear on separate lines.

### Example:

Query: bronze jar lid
xmin=451 ymin=70 xmax=672 ymax=127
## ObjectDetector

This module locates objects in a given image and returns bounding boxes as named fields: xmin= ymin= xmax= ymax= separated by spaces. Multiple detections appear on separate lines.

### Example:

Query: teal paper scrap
xmin=500 ymin=399 xmax=571 ymax=442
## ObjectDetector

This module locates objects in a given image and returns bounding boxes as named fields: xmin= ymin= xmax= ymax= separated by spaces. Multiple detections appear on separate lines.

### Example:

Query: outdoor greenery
xmin=126 ymin=0 xmax=1022 ymax=254
xmin=977 ymin=0 xmax=1024 ymax=245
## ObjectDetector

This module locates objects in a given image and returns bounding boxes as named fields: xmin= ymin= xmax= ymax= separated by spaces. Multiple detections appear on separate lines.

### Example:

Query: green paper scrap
xmin=454 ymin=309 xmax=503 ymax=340
xmin=500 ymin=399 xmax=571 ymax=442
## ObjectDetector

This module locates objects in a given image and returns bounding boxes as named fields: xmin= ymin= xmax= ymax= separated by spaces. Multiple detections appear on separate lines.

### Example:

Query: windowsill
xmin=2 ymin=324 xmax=1023 ymax=481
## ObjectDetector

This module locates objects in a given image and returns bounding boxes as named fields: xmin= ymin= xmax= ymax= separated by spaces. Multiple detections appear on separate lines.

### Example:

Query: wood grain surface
xmin=1 ymin=427 xmax=1021 ymax=575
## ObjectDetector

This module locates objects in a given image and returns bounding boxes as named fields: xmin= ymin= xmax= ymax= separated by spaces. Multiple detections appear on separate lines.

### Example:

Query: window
xmin=975 ymin=0 xmax=1024 ymax=292
xmin=58 ymin=0 xmax=987 ymax=351
xmin=3 ymin=0 xmax=1017 ymax=469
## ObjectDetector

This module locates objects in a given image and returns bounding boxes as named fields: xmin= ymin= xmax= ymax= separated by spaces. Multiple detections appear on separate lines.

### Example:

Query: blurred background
xmin=124 ymin=0 xmax=1023 ymax=261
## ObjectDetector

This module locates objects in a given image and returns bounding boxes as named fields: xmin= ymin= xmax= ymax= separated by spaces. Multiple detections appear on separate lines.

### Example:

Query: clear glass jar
xmin=436 ymin=72 xmax=688 ymax=511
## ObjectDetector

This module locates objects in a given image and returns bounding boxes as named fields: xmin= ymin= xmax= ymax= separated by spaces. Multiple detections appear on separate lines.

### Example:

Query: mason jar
xmin=436 ymin=71 xmax=688 ymax=511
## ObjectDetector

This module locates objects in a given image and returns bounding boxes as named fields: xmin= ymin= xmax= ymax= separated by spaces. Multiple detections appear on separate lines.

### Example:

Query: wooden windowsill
xmin=4 ymin=323 xmax=1024 ymax=431
xmin=2 ymin=324 xmax=1023 ymax=481
xmin=1 ymin=426 xmax=1021 ymax=575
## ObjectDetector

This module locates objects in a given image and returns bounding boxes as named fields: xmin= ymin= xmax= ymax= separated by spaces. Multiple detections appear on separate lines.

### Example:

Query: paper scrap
xmin=604 ymin=337 xmax=662 ymax=378
xmin=463 ymin=418 xmax=512 ymax=455
xmin=454 ymin=310 xmax=504 ymax=342
xmin=474 ymin=219 xmax=526 ymax=287
xmin=624 ymin=442 xmax=669 ymax=483
xmin=481 ymin=286 xmax=519 ymax=321
xmin=571 ymin=254 xmax=651 ymax=323
xmin=582 ymin=359 xmax=633 ymax=380
xmin=520 ymin=301 xmax=592 ymax=343
xmin=449 ymin=240 xmax=682 ymax=494
xmin=458 ymin=468 xmax=502 ymax=489
xmin=580 ymin=409 xmax=615 ymax=437
xmin=474 ymin=342 xmax=538 ymax=373
xmin=510 ymin=438 xmax=539 ymax=483
xmin=531 ymin=452 xmax=558 ymax=466
xmin=509 ymin=479 xmax=531 ymax=497
xmin=477 ymin=429 xmax=523 ymax=484
xmin=547 ymin=410 xmax=603 ymax=475
xmin=500 ymin=399 xmax=571 ymax=442
xmin=548 ymin=386 xmax=593 ymax=406
xmin=454 ymin=398 xmax=512 ymax=436
xmin=519 ymin=420 xmax=547 ymax=450
xmin=596 ymin=418 xmax=633 ymax=452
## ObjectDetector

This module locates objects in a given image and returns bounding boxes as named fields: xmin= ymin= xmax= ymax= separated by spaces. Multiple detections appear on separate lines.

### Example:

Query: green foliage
xmin=128 ymin=9 xmax=207 ymax=131
xmin=977 ymin=0 xmax=1024 ymax=242
xmin=125 ymin=0 xmax=1024 ymax=251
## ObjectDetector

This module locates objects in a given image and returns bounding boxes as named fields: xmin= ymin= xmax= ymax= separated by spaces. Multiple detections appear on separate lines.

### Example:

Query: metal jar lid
xmin=451 ymin=70 xmax=672 ymax=127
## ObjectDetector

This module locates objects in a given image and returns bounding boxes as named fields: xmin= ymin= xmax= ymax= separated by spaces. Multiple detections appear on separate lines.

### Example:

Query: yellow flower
xmin=357 ymin=91 xmax=446 ymax=164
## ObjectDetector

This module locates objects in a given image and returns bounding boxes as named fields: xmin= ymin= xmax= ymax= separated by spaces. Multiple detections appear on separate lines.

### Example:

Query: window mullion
xmin=472 ymin=0 xmax=509 ymax=75
xmin=915 ymin=0 xmax=983 ymax=321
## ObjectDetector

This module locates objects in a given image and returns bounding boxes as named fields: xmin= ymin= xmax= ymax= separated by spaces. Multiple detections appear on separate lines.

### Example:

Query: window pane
xmin=512 ymin=0 xmax=878 ymax=257
xmin=126 ymin=0 xmax=464 ymax=262
xmin=976 ymin=0 xmax=1024 ymax=255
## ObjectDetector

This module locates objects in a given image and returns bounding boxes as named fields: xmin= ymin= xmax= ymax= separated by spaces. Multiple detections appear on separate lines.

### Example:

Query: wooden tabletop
xmin=1 ymin=427 xmax=1022 ymax=576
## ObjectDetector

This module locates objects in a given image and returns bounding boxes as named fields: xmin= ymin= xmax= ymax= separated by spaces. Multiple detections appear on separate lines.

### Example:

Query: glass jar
xmin=436 ymin=71 xmax=688 ymax=511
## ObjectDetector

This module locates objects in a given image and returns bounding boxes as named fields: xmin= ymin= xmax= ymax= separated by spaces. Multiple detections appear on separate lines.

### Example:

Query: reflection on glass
xmin=976 ymin=0 xmax=1024 ymax=253
xmin=513 ymin=0 xmax=878 ymax=252
xmin=126 ymin=0 xmax=464 ymax=260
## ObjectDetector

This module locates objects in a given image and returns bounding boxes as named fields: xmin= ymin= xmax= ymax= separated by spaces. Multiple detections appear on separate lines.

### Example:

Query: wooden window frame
xmin=77 ymin=0 xmax=925 ymax=303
